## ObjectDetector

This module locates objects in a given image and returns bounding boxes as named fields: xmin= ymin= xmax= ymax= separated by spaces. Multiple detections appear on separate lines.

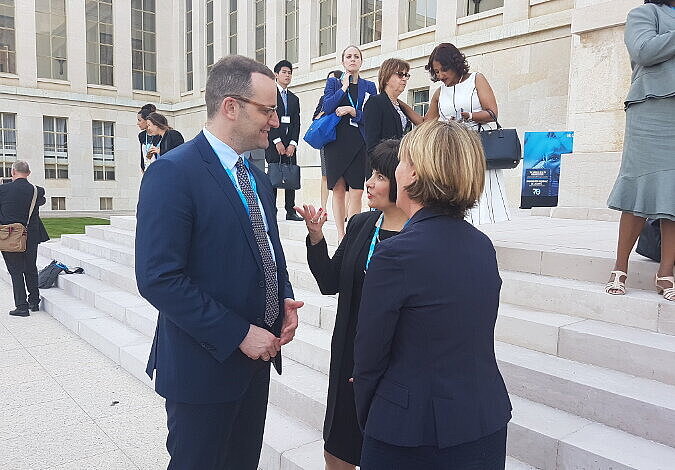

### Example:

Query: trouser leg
xmin=2 ymin=251 xmax=28 ymax=310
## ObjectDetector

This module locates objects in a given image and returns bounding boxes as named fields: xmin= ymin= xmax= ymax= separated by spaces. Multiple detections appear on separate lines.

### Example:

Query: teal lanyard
xmin=223 ymin=158 xmax=259 ymax=216
xmin=346 ymin=86 xmax=359 ymax=110
xmin=365 ymin=213 xmax=384 ymax=271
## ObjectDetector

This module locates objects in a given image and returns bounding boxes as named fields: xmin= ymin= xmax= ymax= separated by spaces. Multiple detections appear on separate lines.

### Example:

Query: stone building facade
xmin=0 ymin=0 xmax=640 ymax=214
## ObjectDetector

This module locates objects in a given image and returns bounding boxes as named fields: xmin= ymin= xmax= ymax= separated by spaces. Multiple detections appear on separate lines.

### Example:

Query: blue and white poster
xmin=520 ymin=131 xmax=574 ymax=209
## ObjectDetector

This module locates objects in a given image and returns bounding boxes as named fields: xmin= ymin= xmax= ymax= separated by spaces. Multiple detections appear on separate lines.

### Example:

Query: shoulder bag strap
xmin=26 ymin=185 xmax=38 ymax=227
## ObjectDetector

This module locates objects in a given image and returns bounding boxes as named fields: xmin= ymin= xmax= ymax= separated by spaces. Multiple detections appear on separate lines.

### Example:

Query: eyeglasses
xmin=395 ymin=72 xmax=411 ymax=79
xmin=225 ymin=95 xmax=278 ymax=118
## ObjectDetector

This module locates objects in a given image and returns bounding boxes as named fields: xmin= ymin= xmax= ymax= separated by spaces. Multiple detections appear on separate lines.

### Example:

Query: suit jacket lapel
xmin=194 ymin=131 xmax=263 ymax=268
xmin=387 ymin=98 xmax=403 ymax=136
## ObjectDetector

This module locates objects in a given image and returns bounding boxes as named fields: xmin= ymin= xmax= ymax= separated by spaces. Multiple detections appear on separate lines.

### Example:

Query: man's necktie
xmin=281 ymin=89 xmax=288 ymax=112
xmin=235 ymin=157 xmax=279 ymax=327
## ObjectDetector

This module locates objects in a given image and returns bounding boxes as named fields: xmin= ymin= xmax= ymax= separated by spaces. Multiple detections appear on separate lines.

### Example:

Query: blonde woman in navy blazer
xmin=322 ymin=45 xmax=378 ymax=240
xmin=354 ymin=120 xmax=512 ymax=469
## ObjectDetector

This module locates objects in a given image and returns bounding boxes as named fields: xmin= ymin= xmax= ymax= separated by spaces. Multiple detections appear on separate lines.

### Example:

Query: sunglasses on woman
xmin=395 ymin=72 xmax=411 ymax=79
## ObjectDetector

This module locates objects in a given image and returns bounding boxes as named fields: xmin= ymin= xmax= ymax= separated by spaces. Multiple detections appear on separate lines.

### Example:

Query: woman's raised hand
xmin=295 ymin=205 xmax=328 ymax=245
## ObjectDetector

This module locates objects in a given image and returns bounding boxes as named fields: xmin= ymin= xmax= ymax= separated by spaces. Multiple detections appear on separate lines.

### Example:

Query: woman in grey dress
xmin=606 ymin=0 xmax=675 ymax=301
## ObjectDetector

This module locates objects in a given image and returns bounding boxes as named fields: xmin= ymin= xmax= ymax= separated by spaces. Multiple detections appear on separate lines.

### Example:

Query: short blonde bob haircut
xmin=399 ymin=120 xmax=485 ymax=218
xmin=378 ymin=58 xmax=410 ymax=94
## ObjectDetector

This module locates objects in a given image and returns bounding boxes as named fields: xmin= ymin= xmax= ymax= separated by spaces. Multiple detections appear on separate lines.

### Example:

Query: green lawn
xmin=42 ymin=217 xmax=110 ymax=239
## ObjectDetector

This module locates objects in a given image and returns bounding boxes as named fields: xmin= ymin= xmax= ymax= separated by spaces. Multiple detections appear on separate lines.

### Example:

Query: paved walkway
xmin=0 ymin=280 xmax=168 ymax=470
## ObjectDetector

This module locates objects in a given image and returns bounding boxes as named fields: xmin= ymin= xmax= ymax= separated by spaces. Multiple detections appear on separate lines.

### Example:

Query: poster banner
xmin=520 ymin=131 xmax=574 ymax=209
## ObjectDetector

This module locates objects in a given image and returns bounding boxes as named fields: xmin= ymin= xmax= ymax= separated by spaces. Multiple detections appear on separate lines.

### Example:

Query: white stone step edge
xmin=286 ymin=260 xmax=675 ymax=336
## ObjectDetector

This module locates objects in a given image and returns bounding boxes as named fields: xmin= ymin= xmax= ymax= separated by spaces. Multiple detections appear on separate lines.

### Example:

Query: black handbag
xmin=268 ymin=162 xmax=301 ymax=190
xmin=478 ymin=110 xmax=522 ymax=170
xmin=636 ymin=219 xmax=661 ymax=262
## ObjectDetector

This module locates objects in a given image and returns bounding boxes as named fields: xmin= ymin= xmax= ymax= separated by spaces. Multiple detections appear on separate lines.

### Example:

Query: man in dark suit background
xmin=0 ymin=161 xmax=49 ymax=316
xmin=266 ymin=59 xmax=303 ymax=221
xmin=135 ymin=55 xmax=303 ymax=470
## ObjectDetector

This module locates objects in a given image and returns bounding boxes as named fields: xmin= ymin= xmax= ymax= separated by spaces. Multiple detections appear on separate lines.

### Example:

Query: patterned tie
xmin=281 ymin=89 xmax=288 ymax=112
xmin=235 ymin=157 xmax=279 ymax=327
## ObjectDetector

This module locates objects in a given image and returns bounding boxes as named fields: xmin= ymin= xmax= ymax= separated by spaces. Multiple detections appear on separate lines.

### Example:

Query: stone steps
xmin=8 ymin=214 xmax=674 ymax=469
xmin=36 ymin=238 xmax=675 ymax=388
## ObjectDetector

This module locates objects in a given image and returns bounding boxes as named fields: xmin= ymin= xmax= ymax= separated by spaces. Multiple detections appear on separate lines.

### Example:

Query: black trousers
xmin=2 ymin=243 xmax=39 ymax=310
xmin=360 ymin=426 xmax=507 ymax=470
xmin=165 ymin=365 xmax=271 ymax=470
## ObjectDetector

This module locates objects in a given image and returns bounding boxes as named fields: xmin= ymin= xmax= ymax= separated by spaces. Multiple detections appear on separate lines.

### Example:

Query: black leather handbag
xmin=636 ymin=219 xmax=661 ymax=262
xmin=478 ymin=110 xmax=522 ymax=170
xmin=268 ymin=162 xmax=301 ymax=190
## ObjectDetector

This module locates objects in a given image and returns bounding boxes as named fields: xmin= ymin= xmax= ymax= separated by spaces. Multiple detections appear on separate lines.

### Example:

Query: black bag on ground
xmin=636 ymin=219 xmax=661 ymax=262
xmin=38 ymin=260 xmax=84 ymax=288
xmin=268 ymin=162 xmax=301 ymax=190
xmin=478 ymin=110 xmax=522 ymax=170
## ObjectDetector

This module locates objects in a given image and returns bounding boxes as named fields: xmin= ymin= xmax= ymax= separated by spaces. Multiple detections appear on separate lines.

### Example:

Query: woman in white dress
xmin=406 ymin=43 xmax=511 ymax=225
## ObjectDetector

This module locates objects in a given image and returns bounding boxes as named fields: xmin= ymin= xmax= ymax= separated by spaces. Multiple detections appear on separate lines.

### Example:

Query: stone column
xmin=435 ymin=0 xmax=458 ymax=42
xmin=114 ymin=0 xmax=132 ymax=98
xmin=380 ymin=0 xmax=402 ymax=54
xmin=67 ymin=0 xmax=87 ymax=93
xmin=15 ymin=0 xmax=37 ymax=88
xmin=502 ymin=0 xmax=530 ymax=24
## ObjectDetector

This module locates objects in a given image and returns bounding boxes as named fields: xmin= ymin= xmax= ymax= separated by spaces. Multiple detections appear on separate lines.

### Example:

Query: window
xmin=185 ymin=0 xmax=192 ymax=90
xmin=254 ymin=0 xmax=265 ymax=63
xmin=205 ymin=0 xmax=214 ymax=74
xmin=461 ymin=0 xmax=503 ymax=17
xmin=407 ymin=0 xmax=436 ymax=31
xmin=228 ymin=0 xmax=237 ymax=54
xmin=0 ymin=113 xmax=16 ymax=178
xmin=85 ymin=0 xmax=113 ymax=86
xmin=0 ymin=0 xmax=16 ymax=74
xmin=359 ymin=0 xmax=381 ymax=45
xmin=284 ymin=0 xmax=298 ymax=64
xmin=412 ymin=88 xmax=429 ymax=117
xmin=92 ymin=120 xmax=115 ymax=181
xmin=318 ymin=0 xmax=336 ymax=56
xmin=131 ymin=0 xmax=157 ymax=91
xmin=100 ymin=197 xmax=113 ymax=210
xmin=51 ymin=197 xmax=65 ymax=210
xmin=36 ymin=0 xmax=68 ymax=80
xmin=43 ymin=116 xmax=68 ymax=179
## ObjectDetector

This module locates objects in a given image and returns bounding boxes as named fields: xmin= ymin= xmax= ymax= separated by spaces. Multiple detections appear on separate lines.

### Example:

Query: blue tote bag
xmin=303 ymin=113 xmax=341 ymax=149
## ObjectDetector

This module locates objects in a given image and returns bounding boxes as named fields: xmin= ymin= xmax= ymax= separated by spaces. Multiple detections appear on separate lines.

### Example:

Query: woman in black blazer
xmin=137 ymin=103 xmax=160 ymax=172
xmin=295 ymin=141 xmax=409 ymax=470
xmin=145 ymin=112 xmax=185 ymax=165
xmin=363 ymin=58 xmax=414 ymax=155
xmin=354 ymin=121 xmax=512 ymax=470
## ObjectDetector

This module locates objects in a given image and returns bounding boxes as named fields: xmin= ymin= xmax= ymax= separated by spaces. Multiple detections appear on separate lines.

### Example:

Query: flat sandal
xmin=656 ymin=276 xmax=675 ymax=302
xmin=605 ymin=270 xmax=627 ymax=295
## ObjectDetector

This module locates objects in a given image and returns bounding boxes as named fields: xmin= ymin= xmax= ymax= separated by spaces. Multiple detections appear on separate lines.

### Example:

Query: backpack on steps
xmin=37 ymin=260 xmax=84 ymax=289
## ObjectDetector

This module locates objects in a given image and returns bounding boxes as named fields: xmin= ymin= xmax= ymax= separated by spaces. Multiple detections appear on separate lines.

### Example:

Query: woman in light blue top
xmin=606 ymin=0 xmax=675 ymax=302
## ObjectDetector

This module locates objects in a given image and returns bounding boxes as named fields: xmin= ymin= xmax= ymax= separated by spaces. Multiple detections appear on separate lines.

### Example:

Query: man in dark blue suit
xmin=135 ymin=55 xmax=303 ymax=470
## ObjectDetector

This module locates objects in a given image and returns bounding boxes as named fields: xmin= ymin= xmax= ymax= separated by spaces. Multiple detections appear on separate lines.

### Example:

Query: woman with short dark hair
xmin=605 ymin=0 xmax=675 ymax=300
xmin=354 ymin=121 xmax=512 ymax=469
xmin=145 ymin=112 xmax=185 ymax=165
xmin=296 ymin=140 xmax=408 ymax=470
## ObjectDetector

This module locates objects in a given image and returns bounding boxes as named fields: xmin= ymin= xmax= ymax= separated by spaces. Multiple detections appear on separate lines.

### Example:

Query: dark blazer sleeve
xmin=289 ymin=92 xmax=301 ymax=144
xmin=135 ymin=158 xmax=251 ymax=363
xmin=306 ymin=223 xmax=350 ymax=295
xmin=322 ymin=77 xmax=345 ymax=115
xmin=139 ymin=131 xmax=146 ymax=171
xmin=312 ymin=96 xmax=324 ymax=120
xmin=162 ymin=130 xmax=185 ymax=155
xmin=353 ymin=240 xmax=407 ymax=431
xmin=363 ymin=96 xmax=385 ymax=154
